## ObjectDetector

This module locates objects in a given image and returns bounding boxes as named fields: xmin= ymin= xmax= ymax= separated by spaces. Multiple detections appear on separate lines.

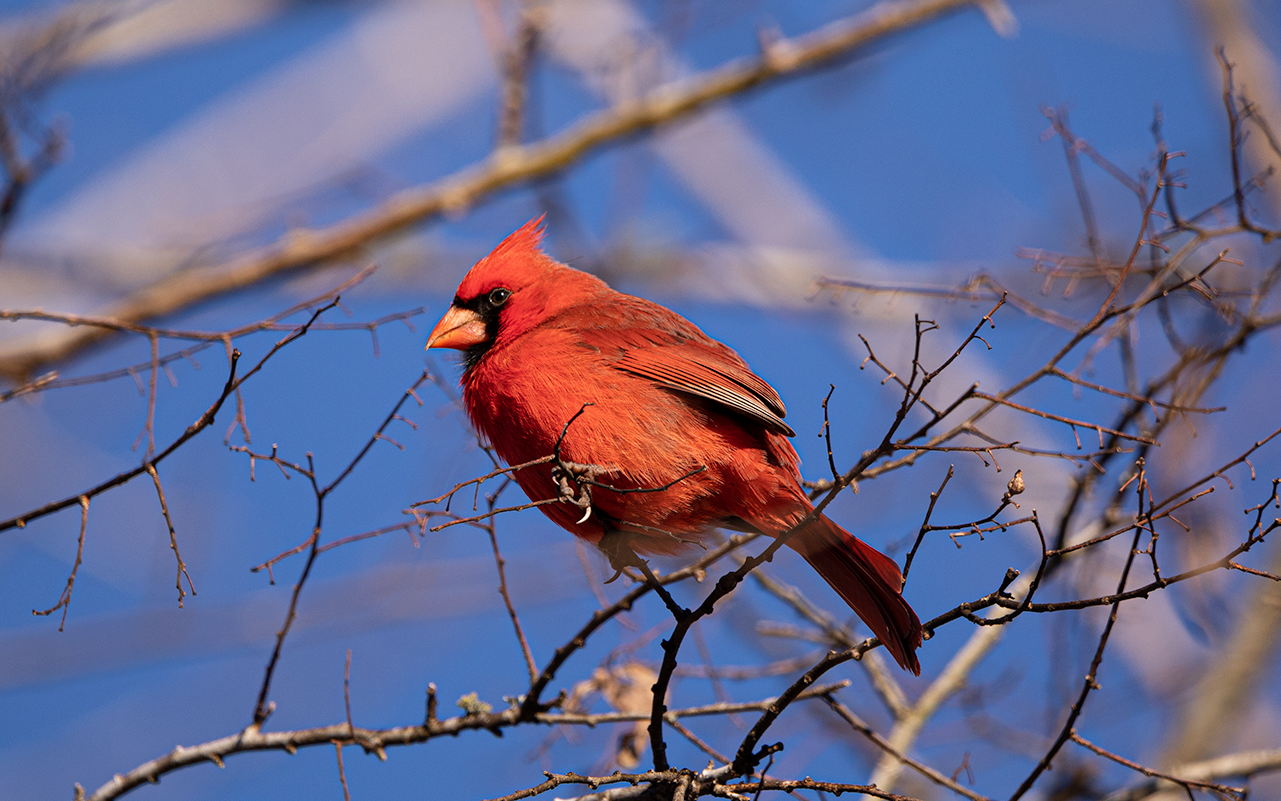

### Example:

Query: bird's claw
xmin=598 ymin=529 xmax=646 ymax=583
xmin=552 ymin=460 xmax=606 ymax=523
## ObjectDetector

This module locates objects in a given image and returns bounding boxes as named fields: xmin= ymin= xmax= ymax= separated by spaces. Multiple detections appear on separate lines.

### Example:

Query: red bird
xmin=427 ymin=219 xmax=923 ymax=673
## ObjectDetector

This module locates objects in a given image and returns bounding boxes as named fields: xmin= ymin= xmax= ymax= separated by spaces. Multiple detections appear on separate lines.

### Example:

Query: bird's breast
xmin=464 ymin=334 xmax=701 ymax=479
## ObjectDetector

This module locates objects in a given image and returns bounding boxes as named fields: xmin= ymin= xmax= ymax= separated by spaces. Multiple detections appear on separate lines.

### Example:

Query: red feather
xmin=428 ymin=218 xmax=923 ymax=674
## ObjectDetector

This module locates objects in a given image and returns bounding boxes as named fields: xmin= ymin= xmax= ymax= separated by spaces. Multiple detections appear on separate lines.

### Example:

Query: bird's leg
xmin=551 ymin=459 xmax=606 ymax=524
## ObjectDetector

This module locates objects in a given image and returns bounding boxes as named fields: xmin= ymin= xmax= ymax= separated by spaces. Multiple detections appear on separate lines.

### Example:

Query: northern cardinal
xmin=427 ymin=219 xmax=923 ymax=673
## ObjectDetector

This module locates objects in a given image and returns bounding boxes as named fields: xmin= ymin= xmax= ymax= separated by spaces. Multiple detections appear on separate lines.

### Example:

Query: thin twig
xmin=146 ymin=463 xmax=195 ymax=607
xmin=30 ymin=495 xmax=89 ymax=630
xmin=486 ymin=485 xmax=540 ymax=685
xmin=1070 ymin=732 xmax=1244 ymax=799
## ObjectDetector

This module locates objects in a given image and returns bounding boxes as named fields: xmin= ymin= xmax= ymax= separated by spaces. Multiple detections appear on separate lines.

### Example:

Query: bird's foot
xmin=552 ymin=460 xmax=606 ymax=524
xmin=597 ymin=529 xmax=646 ymax=584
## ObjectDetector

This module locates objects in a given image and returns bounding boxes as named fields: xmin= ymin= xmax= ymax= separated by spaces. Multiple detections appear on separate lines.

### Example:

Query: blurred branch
xmin=0 ymin=4 xmax=95 ymax=250
xmin=0 ymin=109 xmax=62 ymax=251
xmin=1179 ymin=748 xmax=1281 ymax=782
xmin=475 ymin=0 xmax=546 ymax=148
xmin=1193 ymin=0 xmax=1281 ymax=221
xmin=0 ymin=0 xmax=1007 ymax=382
xmin=1159 ymin=536 xmax=1281 ymax=768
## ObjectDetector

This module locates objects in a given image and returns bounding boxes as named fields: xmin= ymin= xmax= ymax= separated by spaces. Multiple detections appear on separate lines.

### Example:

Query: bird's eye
xmin=487 ymin=288 xmax=512 ymax=307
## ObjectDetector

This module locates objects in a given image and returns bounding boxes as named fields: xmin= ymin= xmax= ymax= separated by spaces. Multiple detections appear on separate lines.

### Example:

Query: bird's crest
xmin=455 ymin=215 xmax=558 ymax=300
xmin=489 ymin=215 xmax=546 ymax=261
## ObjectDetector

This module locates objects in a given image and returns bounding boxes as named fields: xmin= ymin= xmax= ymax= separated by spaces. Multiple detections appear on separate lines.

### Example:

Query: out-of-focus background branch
xmin=0 ymin=0 xmax=999 ymax=382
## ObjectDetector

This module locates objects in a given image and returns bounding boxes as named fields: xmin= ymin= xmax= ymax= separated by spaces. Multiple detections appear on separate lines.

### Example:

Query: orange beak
xmin=426 ymin=305 xmax=487 ymax=350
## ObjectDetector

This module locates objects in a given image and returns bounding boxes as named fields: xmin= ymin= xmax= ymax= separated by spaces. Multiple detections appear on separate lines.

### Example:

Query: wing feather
xmin=543 ymin=293 xmax=795 ymax=436
xmin=612 ymin=345 xmax=795 ymax=436
xmin=550 ymin=301 xmax=790 ymax=437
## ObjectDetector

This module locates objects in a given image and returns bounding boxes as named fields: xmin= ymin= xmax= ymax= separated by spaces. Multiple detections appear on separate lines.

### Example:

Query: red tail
xmin=785 ymin=516 xmax=922 ymax=674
